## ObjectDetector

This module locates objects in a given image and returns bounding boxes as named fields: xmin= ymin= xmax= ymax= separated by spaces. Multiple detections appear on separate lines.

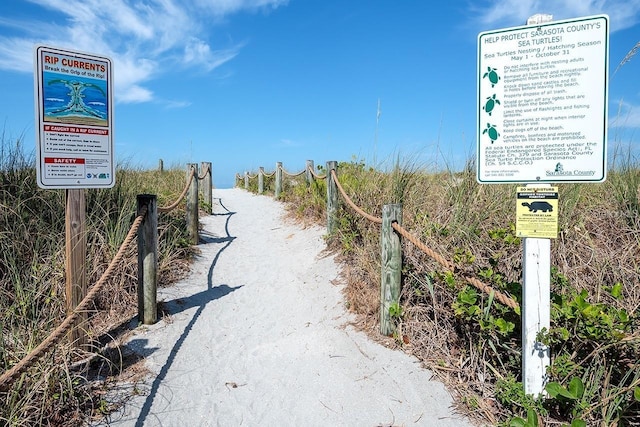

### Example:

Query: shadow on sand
xmin=129 ymin=198 xmax=240 ymax=427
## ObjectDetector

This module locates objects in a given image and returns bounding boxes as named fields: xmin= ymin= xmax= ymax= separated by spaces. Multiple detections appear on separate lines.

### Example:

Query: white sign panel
xmin=34 ymin=45 xmax=114 ymax=189
xmin=477 ymin=15 xmax=609 ymax=183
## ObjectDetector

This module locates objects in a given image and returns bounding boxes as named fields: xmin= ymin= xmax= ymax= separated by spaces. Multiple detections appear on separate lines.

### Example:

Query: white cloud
xmin=0 ymin=37 xmax=34 ymax=72
xmin=472 ymin=0 xmax=640 ymax=32
xmin=193 ymin=0 xmax=289 ymax=16
xmin=183 ymin=37 xmax=241 ymax=71
xmin=0 ymin=0 xmax=287 ymax=102
xmin=610 ymin=100 xmax=640 ymax=128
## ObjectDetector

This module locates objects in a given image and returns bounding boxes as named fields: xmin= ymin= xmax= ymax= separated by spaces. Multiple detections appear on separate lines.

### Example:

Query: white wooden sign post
xmin=477 ymin=14 xmax=609 ymax=396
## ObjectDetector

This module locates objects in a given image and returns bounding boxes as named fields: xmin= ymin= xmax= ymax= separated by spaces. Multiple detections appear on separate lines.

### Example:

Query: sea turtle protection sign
xmin=516 ymin=186 xmax=559 ymax=238
xmin=477 ymin=15 xmax=609 ymax=183
xmin=34 ymin=45 xmax=114 ymax=189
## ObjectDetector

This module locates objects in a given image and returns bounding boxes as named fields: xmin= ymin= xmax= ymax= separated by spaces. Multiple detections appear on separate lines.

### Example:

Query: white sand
xmin=101 ymin=188 xmax=475 ymax=427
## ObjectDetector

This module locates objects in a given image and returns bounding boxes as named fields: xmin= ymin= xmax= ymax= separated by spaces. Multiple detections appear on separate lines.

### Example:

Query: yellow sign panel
xmin=516 ymin=186 xmax=558 ymax=239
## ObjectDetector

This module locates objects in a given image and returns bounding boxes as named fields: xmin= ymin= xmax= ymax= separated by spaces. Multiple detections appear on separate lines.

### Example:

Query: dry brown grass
xmin=276 ymin=158 xmax=640 ymax=426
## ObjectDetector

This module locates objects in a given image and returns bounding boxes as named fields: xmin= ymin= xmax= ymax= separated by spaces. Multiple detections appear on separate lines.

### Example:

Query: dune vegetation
xmin=0 ymin=135 xmax=195 ymax=426
xmin=241 ymin=152 xmax=640 ymax=426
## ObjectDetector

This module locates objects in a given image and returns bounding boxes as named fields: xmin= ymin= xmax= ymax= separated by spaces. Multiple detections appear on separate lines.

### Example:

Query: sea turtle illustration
xmin=522 ymin=201 xmax=553 ymax=212
xmin=483 ymin=94 xmax=500 ymax=116
xmin=483 ymin=67 xmax=500 ymax=87
xmin=482 ymin=123 xmax=500 ymax=143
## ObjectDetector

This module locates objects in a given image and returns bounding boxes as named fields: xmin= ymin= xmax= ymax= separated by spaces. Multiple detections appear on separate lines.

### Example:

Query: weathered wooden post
xmin=326 ymin=161 xmax=338 ymax=234
xmin=275 ymin=162 xmax=283 ymax=198
xmin=65 ymin=189 xmax=87 ymax=347
xmin=306 ymin=160 xmax=314 ymax=187
xmin=137 ymin=194 xmax=158 ymax=325
xmin=258 ymin=167 xmax=265 ymax=194
xmin=158 ymin=159 xmax=164 ymax=172
xmin=244 ymin=171 xmax=249 ymax=190
xmin=186 ymin=163 xmax=199 ymax=245
xmin=380 ymin=203 xmax=403 ymax=336
xmin=201 ymin=161 xmax=212 ymax=214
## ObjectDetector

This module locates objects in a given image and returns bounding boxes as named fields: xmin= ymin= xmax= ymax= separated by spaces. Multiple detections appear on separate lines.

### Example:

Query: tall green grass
xmin=0 ymin=135 xmax=195 ymax=425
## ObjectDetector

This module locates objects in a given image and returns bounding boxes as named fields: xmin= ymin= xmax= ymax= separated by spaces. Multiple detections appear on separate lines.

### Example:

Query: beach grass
xmin=0 ymin=135 xmax=195 ymax=425
xmin=267 ymin=151 xmax=640 ymax=426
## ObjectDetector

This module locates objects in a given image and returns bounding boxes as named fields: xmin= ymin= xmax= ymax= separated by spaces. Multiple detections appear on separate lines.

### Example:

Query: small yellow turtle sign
xmin=516 ymin=186 xmax=558 ymax=239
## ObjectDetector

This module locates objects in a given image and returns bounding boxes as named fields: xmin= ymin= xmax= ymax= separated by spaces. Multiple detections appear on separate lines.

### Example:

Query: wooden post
xmin=186 ymin=163 xmax=199 ymax=245
xmin=326 ymin=161 xmax=338 ymax=234
xmin=380 ymin=203 xmax=402 ymax=336
xmin=201 ymin=161 xmax=212 ymax=214
xmin=158 ymin=159 xmax=164 ymax=172
xmin=258 ymin=167 xmax=265 ymax=194
xmin=65 ymin=189 xmax=87 ymax=348
xmin=137 ymin=194 xmax=158 ymax=325
xmin=244 ymin=171 xmax=249 ymax=190
xmin=306 ymin=160 xmax=314 ymax=187
xmin=275 ymin=162 xmax=283 ymax=198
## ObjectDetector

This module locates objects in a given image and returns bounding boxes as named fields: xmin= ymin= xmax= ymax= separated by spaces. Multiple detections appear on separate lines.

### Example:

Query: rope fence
xmin=328 ymin=169 xmax=519 ymax=311
xmin=236 ymin=160 xmax=520 ymax=335
xmin=309 ymin=167 xmax=327 ymax=180
xmin=0 ymin=162 xmax=213 ymax=392
xmin=158 ymin=166 xmax=196 ymax=213
xmin=237 ymin=162 xmax=327 ymax=195
xmin=280 ymin=167 xmax=306 ymax=177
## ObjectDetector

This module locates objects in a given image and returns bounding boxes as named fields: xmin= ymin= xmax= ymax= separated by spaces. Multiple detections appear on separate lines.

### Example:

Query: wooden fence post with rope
xmin=137 ymin=194 xmax=158 ymax=325
xmin=326 ymin=161 xmax=338 ymax=234
xmin=235 ymin=159 xmax=519 ymax=338
xmin=187 ymin=163 xmax=199 ymax=245
xmin=306 ymin=160 xmax=314 ymax=187
xmin=259 ymin=167 xmax=265 ymax=194
xmin=380 ymin=203 xmax=403 ymax=336
xmin=244 ymin=171 xmax=249 ymax=190
xmin=201 ymin=162 xmax=213 ymax=215
xmin=275 ymin=162 xmax=283 ymax=198
xmin=0 ymin=161 xmax=213 ymax=392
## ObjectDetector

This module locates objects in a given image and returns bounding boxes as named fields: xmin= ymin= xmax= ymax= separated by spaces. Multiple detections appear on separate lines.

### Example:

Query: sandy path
xmin=102 ymin=188 xmax=474 ymax=427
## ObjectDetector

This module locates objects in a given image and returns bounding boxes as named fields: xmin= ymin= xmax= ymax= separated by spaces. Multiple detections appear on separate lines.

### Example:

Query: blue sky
xmin=0 ymin=0 xmax=639 ymax=188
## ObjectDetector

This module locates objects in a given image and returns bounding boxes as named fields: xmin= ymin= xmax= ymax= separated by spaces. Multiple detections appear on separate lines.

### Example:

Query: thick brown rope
xmin=331 ymin=170 xmax=382 ymax=224
xmin=197 ymin=164 xmax=211 ymax=180
xmin=246 ymin=173 xmax=257 ymax=179
xmin=158 ymin=167 xmax=195 ymax=213
xmin=392 ymin=222 xmax=519 ymax=310
xmin=262 ymin=171 xmax=276 ymax=178
xmin=0 ymin=207 xmax=148 ymax=391
xmin=309 ymin=166 xmax=326 ymax=180
xmin=331 ymin=169 xmax=519 ymax=310
xmin=280 ymin=167 xmax=306 ymax=177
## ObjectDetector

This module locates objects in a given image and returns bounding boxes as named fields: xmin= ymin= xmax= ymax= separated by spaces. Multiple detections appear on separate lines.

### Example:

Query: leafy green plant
xmin=508 ymin=408 xmax=539 ymax=427
xmin=389 ymin=302 xmax=403 ymax=319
